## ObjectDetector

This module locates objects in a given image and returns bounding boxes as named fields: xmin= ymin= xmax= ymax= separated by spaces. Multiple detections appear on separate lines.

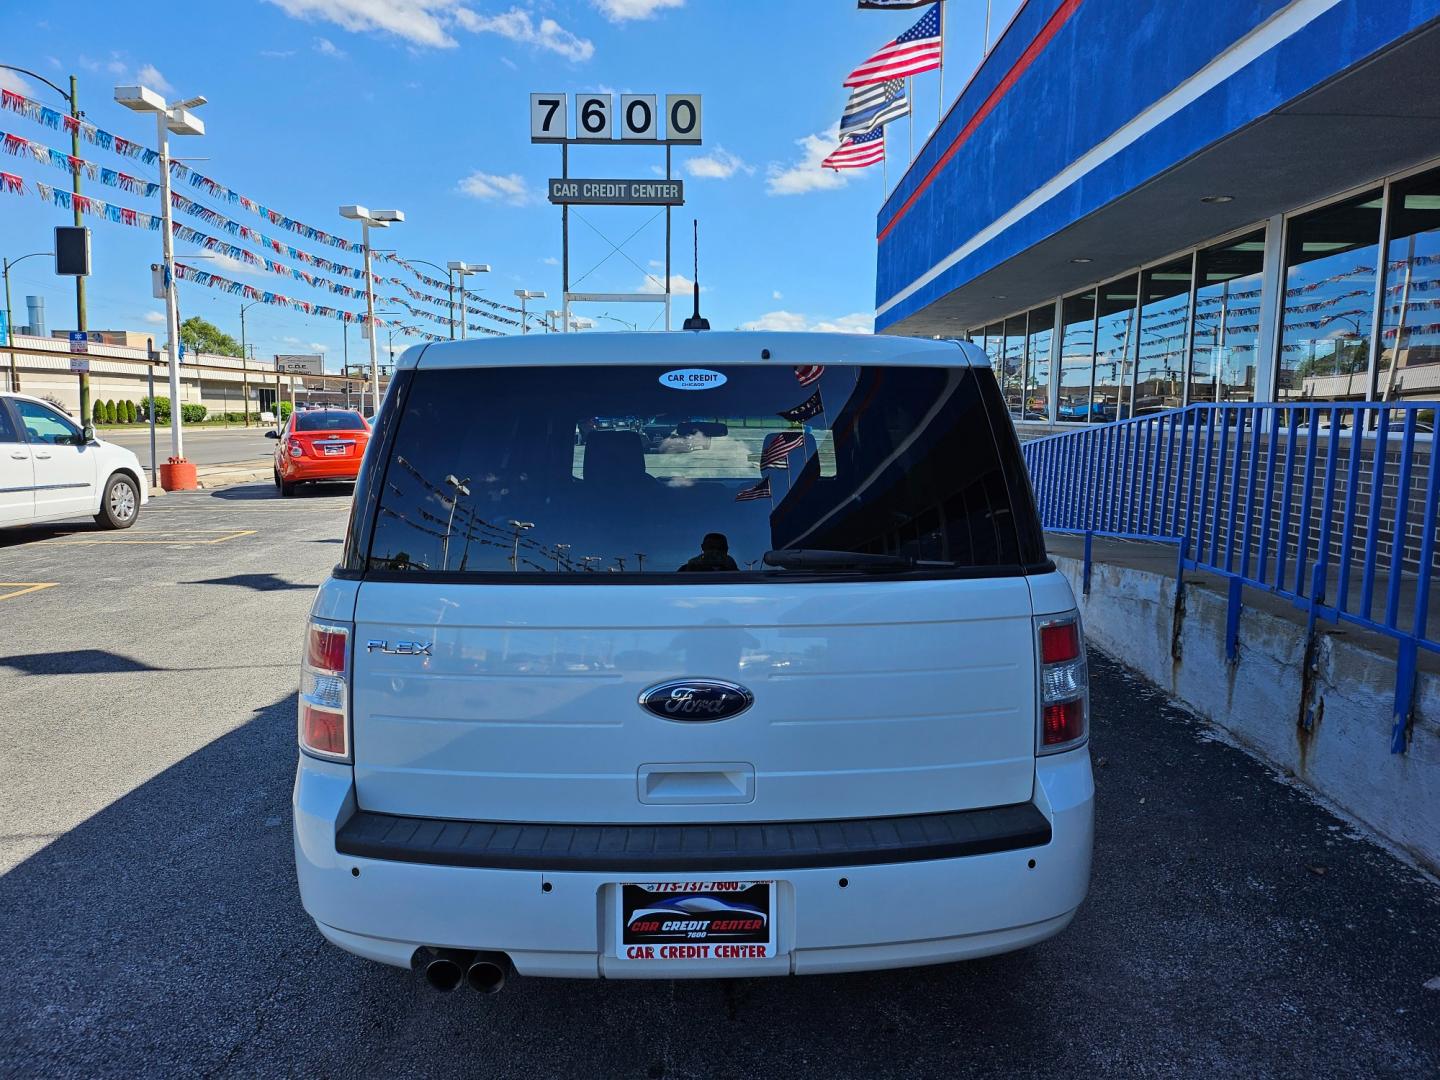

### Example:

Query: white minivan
xmin=294 ymin=332 xmax=1093 ymax=992
xmin=0 ymin=392 xmax=147 ymax=530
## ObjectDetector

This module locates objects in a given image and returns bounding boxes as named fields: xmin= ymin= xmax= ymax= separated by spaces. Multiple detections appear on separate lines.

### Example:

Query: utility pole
xmin=67 ymin=76 xmax=90 ymax=426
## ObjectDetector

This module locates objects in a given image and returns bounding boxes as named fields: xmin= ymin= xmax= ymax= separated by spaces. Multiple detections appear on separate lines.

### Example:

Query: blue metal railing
xmin=1022 ymin=402 xmax=1440 ymax=753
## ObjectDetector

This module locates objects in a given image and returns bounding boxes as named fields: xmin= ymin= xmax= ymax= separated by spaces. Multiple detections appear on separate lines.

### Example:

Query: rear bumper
xmin=293 ymin=750 xmax=1094 ymax=979
xmin=280 ymin=458 xmax=362 ymax=482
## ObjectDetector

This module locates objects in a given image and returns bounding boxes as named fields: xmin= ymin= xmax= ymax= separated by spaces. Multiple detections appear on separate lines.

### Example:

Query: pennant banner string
xmin=1 ymin=130 xmax=160 ymax=197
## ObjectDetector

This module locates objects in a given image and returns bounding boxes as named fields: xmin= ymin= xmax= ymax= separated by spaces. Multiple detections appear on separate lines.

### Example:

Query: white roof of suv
xmin=400 ymin=331 xmax=988 ymax=371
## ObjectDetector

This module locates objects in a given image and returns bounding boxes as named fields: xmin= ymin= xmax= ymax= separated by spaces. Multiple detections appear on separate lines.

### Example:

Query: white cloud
xmin=684 ymin=147 xmax=753 ymax=181
xmin=541 ymin=256 xmax=560 ymax=266
xmin=456 ymin=170 xmax=533 ymax=205
xmin=766 ymin=127 xmax=857 ymax=196
xmin=592 ymin=0 xmax=683 ymax=20
xmin=135 ymin=64 xmax=173 ymax=93
xmin=314 ymin=36 xmax=348 ymax=57
xmin=307 ymin=342 xmax=329 ymax=353
xmin=0 ymin=69 xmax=31 ymax=95
xmin=453 ymin=8 xmax=594 ymax=61
xmin=140 ymin=311 xmax=166 ymax=325
xmin=263 ymin=0 xmax=460 ymax=48
xmin=260 ymin=48 xmax=298 ymax=58
xmin=199 ymin=251 xmax=265 ymax=279
xmin=740 ymin=310 xmax=871 ymax=334
xmin=499 ymin=56 xmax=518 ymax=70
xmin=638 ymin=272 xmax=705 ymax=295
xmin=772 ymin=290 xmax=783 ymax=300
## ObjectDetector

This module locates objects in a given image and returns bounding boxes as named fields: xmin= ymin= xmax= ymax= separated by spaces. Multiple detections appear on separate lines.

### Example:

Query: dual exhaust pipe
xmin=421 ymin=948 xmax=512 ymax=994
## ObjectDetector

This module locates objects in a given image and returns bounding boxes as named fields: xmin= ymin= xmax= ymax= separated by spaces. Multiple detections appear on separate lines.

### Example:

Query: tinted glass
xmin=1093 ymin=275 xmax=1138 ymax=422
xmin=1193 ymin=231 xmax=1266 ymax=403
xmin=14 ymin=399 xmax=80 ymax=444
xmin=1135 ymin=256 xmax=1193 ymax=414
xmin=1023 ymin=303 xmax=1054 ymax=420
xmin=1279 ymin=194 xmax=1381 ymax=402
xmin=363 ymin=364 xmax=1043 ymax=577
xmin=1001 ymin=314 xmax=1027 ymax=416
xmin=1058 ymin=291 xmax=1096 ymax=421
xmin=0 ymin=402 xmax=18 ymax=443
xmin=295 ymin=410 xmax=366 ymax=431
xmin=1379 ymin=166 xmax=1440 ymax=399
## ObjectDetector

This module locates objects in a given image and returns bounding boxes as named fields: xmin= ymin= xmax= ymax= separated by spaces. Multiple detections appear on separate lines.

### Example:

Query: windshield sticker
xmin=660 ymin=368 xmax=727 ymax=391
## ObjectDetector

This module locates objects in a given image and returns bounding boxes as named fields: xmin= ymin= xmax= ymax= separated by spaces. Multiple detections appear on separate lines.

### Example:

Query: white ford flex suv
xmin=294 ymin=331 xmax=1093 ymax=991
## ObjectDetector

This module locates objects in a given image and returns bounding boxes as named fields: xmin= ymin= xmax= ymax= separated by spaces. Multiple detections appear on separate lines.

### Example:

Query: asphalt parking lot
xmin=2 ymin=483 xmax=1439 ymax=1078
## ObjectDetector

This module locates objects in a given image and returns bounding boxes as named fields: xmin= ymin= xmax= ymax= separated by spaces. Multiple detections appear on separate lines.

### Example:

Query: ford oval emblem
xmin=639 ymin=679 xmax=754 ymax=722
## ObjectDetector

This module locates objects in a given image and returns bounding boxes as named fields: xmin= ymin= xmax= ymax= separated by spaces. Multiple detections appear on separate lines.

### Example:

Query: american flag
xmin=777 ymin=390 xmax=824 ymax=423
xmin=735 ymin=475 xmax=772 ymax=502
xmin=840 ymin=79 xmax=908 ymax=139
xmin=822 ymin=128 xmax=885 ymax=171
xmin=761 ymin=431 xmax=807 ymax=470
xmin=844 ymin=4 xmax=943 ymax=87
xmin=795 ymin=365 xmax=825 ymax=386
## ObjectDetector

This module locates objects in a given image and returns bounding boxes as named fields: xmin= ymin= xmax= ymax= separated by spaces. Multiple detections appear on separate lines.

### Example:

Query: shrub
xmin=92 ymin=399 xmax=105 ymax=425
xmin=141 ymin=396 xmax=170 ymax=423
xmin=180 ymin=403 xmax=207 ymax=423
xmin=124 ymin=400 xmax=137 ymax=423
xmin=103 ymin=400 xmax=116 ymax=424
xmin=278 ymin=401 xmax=293 ymax=422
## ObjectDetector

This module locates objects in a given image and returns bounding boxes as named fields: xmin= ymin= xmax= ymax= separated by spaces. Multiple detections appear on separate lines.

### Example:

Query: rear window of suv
xmin=354 ymin=363 xmax=1044 ymax=578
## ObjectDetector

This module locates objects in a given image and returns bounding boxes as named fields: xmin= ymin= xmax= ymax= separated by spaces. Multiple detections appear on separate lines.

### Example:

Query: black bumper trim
xmin=334 ymin=802 xmax=1052 ymax=872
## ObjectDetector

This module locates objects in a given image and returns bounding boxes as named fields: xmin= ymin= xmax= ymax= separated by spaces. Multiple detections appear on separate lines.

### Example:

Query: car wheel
xmin=274 ymin=466 xmax=282 ymax=489
xmin=280 ymin=478 xmax=297 ymax=497
xmin=94 ymin=473 xmax=140 ymax=530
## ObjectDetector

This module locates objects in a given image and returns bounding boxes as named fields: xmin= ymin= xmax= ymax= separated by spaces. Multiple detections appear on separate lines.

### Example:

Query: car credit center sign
xmin=547 ymin=179 xmax=684 ymax=206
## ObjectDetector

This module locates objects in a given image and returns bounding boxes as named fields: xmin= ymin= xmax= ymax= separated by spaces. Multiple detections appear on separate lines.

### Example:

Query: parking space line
xmin=42 ymin=529 xmax=258 ymax=546
xmin=0 ymin=582 xmax=59 ymax=601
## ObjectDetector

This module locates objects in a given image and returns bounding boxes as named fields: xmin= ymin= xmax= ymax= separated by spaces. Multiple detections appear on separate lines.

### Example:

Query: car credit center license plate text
xmin=618 ymin=881 xmax=775 ymax=962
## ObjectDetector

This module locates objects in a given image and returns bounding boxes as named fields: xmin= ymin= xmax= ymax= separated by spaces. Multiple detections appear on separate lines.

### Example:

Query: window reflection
xmin=1001 ymin=314 xmax=1027 ymax=416
xmin=1192 ymin=231 xmax=1266 ymax=403
xmin=1024 ymin=303 xmax=1054 ymax=421
xmin=1378 ymin=166 xmax=1440 ymax=402
xmin=1058 ymin=291 xmax=1097 ymax=421
xmin=1093 ymin=275 xmax=1139 ymax=422
xmin=1278 ymin=195 xmax=1381 ymax=402
xmin=1135 ymin=256 xmax=1193 ymax=415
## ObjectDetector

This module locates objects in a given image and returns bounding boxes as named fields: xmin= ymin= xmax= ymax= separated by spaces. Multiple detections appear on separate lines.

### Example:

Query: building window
xmin=1024 ymin=303 xmax=1055 ymax=421
xmin=1192 ymin=230 xmax=1266 ymax=403
xmin=1057 ymin=291 xmax=1096 ymax=421
xmin=1093 ymin=275 xmax=1139 ymax=422
xmin=1135 ymin=255 xmax=1193 ymax=414
xmin=1278 ymin=192 xmax=1383 ymax=402
xmin=1378 ymin=165 xmax=1440 ymax=401
xmin=1001 ymin=314 xmax=1027 ymax=416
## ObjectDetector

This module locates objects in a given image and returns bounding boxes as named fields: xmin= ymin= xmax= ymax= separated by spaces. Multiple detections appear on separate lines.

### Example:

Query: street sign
xmin=69 ymin=357 xmax=90 ymax=374
xmin=68 ymin=331 xmax=88 ymax=355
xmin=151 ymin=263 xmax=167 ymax=300
xmin=0 ymin=309 xmax=8 ymax=348
xmin=530 ymin=93 xmax=568 ymax=143
xmin=620 ymin=95 xmax=658 ymax=140
xmin=547 ymin=179 xmax=684 ymax=206
xmin=664 ymin=94 xmax=702 ymax=143
xmin=276 ymin=353 xmax=324 ymax=375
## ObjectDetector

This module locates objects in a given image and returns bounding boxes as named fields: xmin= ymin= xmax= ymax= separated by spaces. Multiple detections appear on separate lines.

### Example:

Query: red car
xmin=272 ymin=408 xmax=370 ymax=496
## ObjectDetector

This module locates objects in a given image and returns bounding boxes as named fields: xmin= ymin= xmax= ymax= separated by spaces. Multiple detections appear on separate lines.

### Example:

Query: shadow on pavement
xmin=209 ymin=481 xmax=354 ymax=501
xmin=184 ymin=573 xmax=316 ymax=592
xmin=0 ymin=649 xmax=160 ymax=675
xmin=0 ymin=522 xmax=99 ymax=549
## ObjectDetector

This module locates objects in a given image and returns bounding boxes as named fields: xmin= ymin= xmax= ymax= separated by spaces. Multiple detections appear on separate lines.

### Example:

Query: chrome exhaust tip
xmin=423 ymin=948 xmax=472 ymax=992
xmin=466 ymin=951 xmax=512 ymax=994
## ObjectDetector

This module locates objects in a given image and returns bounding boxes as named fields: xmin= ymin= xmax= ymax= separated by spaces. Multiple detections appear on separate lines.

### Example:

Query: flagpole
xmin=908 ymin=77 xmax=914 ymax=162
xmin=984 ymin=0 xmax=993 ymax=55
xmin=937 ymin=0 xmax=944 ymax=132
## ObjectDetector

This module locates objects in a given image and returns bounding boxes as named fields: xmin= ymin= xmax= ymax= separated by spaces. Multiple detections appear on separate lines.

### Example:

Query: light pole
xmin=340 ymin=205 xmax=404 ymax=416
xmin=441 ymin=474 xmax=471 ymax=569
xmin=2 ymin=250 xmax=51 ymax=392
xmin=238 ymin=299 xmax=260 ymax=426
xmin=116 ymin=85 xmax=206 ymax=473
xmin=515 ymin=290 xmax=546 ymax=335
xmin=410 ymin=259 xmax=456 ymax=339
xmin=552 ymin=543 xmax=572 ymax=571
xmin=448 ymin=262 xmax=490 ymax=341
xmin=508 ymin=519 xmax=535 ymax=572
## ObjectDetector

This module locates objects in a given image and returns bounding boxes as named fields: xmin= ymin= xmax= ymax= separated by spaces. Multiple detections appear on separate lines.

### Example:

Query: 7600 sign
xmin=530 ymin=92 xmax=701 ymax=145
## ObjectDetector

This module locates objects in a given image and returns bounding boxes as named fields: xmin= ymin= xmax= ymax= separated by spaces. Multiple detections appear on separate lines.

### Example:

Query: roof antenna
xmin=682 ymin=218 xmax=709 ymax=331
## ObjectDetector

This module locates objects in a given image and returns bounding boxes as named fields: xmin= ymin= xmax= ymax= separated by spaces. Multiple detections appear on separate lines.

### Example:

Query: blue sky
xmin=1 ymin=0 xmax=1017 ymax=370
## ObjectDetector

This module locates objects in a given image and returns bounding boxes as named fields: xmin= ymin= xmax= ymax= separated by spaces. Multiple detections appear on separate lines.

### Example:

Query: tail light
xmin=1035 ymin=613 xmax=1088 ymax=754
xmin=300 ymin=619 xmax=351 ymax=761
xmin=288 ymin=439 xmax=304 ymax=458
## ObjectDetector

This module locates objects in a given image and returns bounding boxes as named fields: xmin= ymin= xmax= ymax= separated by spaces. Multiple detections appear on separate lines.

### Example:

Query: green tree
xmin=103 ymin=400 xmax=116 ymax=424
xmin=124 ymin=400 xmax=137 ymax=423
xmin=179 ymin=316 xmax=242 ymax=358
xmin=92 ymin=399 xmax=105 ymax=425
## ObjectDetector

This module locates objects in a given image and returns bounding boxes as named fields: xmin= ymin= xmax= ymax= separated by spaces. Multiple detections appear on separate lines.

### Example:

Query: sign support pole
xmin=562 ymin=141 xmax=570 ymax=334
xmin=665 ymin=144 xmax=672 ymax=332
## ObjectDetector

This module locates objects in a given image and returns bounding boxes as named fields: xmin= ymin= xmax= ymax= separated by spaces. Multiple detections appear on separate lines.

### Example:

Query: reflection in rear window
xmin=364 ymin=363 xmax=1043 ymax=576
xmin=296 ymin=410 xmax=366 ymax=431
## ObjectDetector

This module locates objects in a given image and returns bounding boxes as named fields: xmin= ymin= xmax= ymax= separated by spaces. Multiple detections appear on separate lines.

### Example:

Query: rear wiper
xmin=762 ymin=549 xmax=955 ymax=571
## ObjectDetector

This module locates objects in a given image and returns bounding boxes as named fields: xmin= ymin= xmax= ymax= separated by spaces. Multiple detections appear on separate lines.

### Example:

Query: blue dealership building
xmin=875 ymin=0 xmax=1440 ymax=424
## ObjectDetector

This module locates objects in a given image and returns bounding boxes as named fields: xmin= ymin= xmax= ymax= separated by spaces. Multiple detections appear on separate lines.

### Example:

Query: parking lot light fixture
xmin=340 ymin=205 xmax=404 ymax=416
xmin=115 ymin=84 xmax=206 ymax=469
xmin=507 ymin=519 xmax=535 ymax=572
xmin=3 ymin=250 xmax=52 ymax=392
xmin=514 ymin=290 xmax=546 ymax=335
xmin=440 ymin=474 xmax=471 ymax=569
xmin=447 ymin=262 xmax=489 ymax=341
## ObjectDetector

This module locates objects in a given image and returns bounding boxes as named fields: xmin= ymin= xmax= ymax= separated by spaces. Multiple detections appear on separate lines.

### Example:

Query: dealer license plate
xmin=617 ymin=881 xmax=775 ymax=962
xmin=323 ymin=444 xmax=345 ymax=456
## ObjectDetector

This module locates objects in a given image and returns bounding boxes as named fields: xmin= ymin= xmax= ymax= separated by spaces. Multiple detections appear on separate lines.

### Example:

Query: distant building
xmin=49 ymin=329 xmax=159 ymax=349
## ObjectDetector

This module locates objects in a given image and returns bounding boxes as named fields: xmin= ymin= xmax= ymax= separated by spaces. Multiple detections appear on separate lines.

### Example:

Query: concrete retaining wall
xmin=1055 ymin=554 xmax=1440 ymax=874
